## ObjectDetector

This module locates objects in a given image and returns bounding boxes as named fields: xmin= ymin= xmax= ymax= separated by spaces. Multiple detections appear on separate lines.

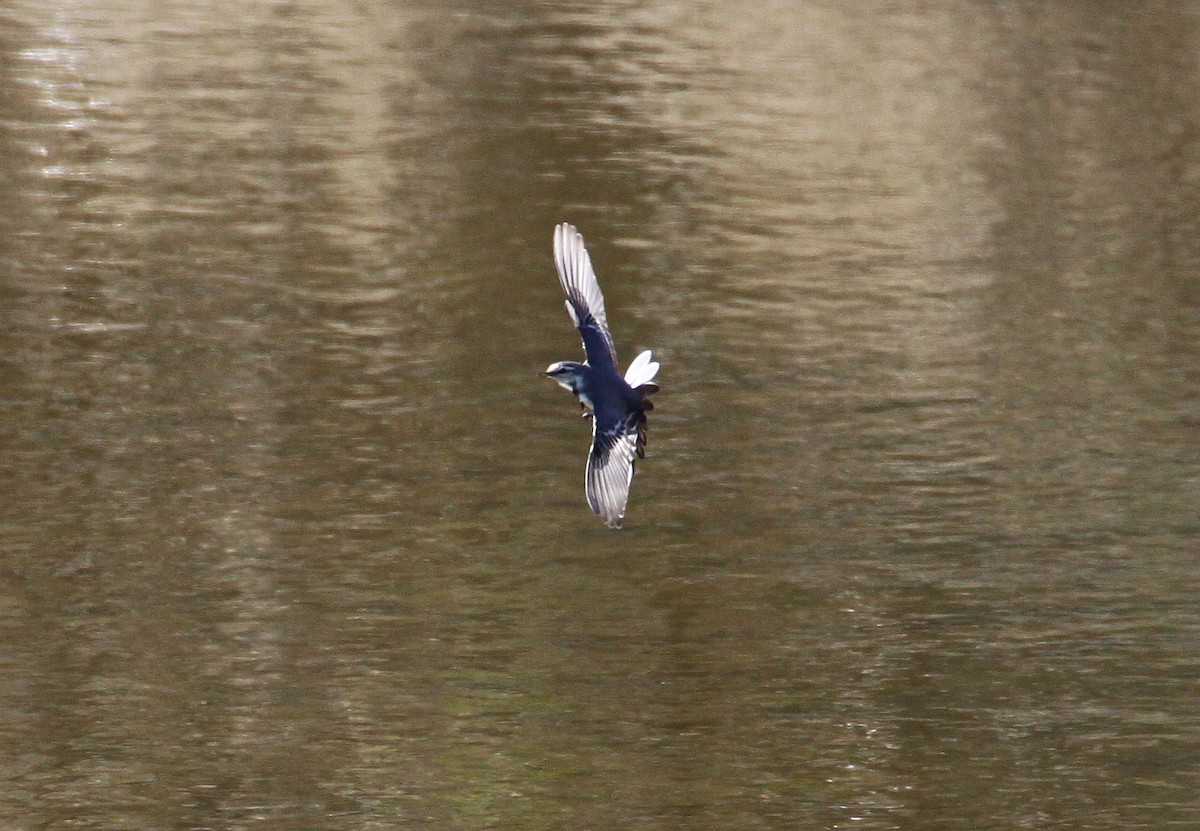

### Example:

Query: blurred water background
xmin=1 ymin=2 xmax=1197 ymax=829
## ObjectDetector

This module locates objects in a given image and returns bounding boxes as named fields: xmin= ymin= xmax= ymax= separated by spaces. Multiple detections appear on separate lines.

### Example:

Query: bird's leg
xmin=579 ymin=401 xmax=593 ymax=419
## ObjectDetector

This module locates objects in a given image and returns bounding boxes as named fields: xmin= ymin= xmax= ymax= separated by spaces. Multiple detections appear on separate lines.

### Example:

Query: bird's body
xmin=543 ymin=223 xmax=659 ymax=528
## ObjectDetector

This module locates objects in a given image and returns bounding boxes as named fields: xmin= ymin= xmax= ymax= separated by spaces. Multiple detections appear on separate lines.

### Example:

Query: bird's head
xmin=542 ymin=361 xmax=585 ymax=392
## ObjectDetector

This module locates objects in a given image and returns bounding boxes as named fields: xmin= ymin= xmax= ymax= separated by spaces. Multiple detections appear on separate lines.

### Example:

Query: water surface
xmin=1 ymin=2 xmax=1197 ymax=829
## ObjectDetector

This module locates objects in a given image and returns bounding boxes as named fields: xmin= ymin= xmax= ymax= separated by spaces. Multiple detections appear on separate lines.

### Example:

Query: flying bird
xmin=542 ymin=223 xmax=660 ymax=528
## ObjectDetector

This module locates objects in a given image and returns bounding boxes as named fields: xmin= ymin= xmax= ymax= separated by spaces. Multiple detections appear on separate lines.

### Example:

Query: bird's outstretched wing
xmin=554 ymin=222 xmax=617 ymax=372
xmin=585 ymin=409 xmax=647 ymax=528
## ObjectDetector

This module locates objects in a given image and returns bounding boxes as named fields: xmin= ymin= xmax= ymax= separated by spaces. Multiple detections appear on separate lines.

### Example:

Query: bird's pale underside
xmin=543 ymin=223 xmax=659 ymax=528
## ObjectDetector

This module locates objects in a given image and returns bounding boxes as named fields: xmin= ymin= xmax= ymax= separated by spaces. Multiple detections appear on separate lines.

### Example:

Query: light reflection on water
xmin=1 ymin=2 xmax=1197 ymax=830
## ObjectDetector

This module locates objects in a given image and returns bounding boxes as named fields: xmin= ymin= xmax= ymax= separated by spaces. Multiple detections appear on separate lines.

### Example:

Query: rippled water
xmin=1 ymin=2 xmax=1198 ymax=829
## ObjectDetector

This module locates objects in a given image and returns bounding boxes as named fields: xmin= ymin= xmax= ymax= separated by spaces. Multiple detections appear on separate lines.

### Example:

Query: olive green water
xmin=1 ymin=2 xmax=1197 ymax=829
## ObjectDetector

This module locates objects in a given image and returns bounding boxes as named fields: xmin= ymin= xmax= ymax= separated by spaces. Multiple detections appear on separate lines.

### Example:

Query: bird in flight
xmin=542 ymin=223 xmax=660 ymax=528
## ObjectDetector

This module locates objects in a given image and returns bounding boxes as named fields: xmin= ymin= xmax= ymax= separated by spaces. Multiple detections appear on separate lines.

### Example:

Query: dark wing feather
xmin=585 ymin=408 xmax=647 ymax=528
xmin=554 ymin=223 xmax=618 ymax=372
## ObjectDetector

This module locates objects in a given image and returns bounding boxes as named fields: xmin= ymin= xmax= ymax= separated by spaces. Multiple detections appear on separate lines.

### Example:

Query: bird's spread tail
xmin=624 ymin=350 xmax=660 ymax=388
xmin=634 ymin=383 xmax=659 ymax=410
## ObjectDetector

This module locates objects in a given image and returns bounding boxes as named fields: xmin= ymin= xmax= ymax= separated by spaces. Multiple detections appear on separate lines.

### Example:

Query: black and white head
xmin=542 ymin=360 xmax=586 ymax=394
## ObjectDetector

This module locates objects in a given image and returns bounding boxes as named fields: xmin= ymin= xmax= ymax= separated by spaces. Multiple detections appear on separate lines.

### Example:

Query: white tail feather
xmin=624 ymin=350 xmax=660 ymax=387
